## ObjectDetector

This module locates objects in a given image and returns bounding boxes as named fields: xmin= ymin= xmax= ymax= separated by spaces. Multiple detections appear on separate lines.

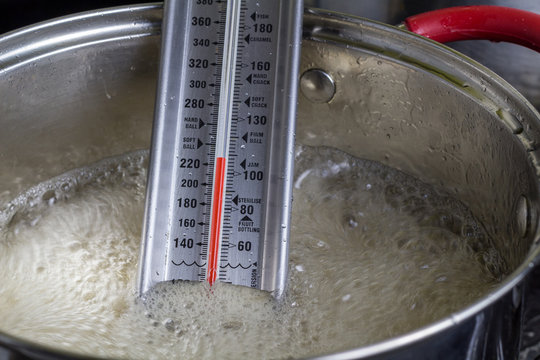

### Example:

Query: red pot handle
xmin=403 ymin=5 xmax=540 ymax=53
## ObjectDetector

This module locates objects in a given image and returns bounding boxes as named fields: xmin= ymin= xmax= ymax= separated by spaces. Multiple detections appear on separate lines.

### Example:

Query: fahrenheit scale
xmin=138 ymin=0 xmax=302 ymax=298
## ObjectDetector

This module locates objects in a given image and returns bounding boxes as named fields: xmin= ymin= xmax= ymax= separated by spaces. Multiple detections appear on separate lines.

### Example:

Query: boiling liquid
xmin=0 ymin=147 xmax=501 ymax=359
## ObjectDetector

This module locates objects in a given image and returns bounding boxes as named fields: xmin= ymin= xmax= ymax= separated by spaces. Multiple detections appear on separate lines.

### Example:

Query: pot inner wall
xmin=0 ymin=6 xmax=539 ymax=359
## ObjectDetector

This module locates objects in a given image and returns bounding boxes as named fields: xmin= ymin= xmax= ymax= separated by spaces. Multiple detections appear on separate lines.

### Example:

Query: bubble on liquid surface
xmin=0 ymin=147 xmax=501 ymax=359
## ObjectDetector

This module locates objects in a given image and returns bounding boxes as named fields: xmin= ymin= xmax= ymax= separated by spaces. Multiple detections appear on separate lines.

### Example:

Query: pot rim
xmin=1 ymin=3 xmax=540 ymax=359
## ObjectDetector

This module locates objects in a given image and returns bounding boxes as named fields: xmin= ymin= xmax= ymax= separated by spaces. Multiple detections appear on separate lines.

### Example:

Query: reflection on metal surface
xmin=517 ymin=195 xmax=531 ymax=239
xmin=300 ymin=68 xmax=335 ymax=103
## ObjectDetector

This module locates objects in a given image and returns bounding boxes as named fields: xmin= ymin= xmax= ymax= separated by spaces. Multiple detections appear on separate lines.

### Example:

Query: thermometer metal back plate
xmin=138 ymin=0 xmax=302 ymax=299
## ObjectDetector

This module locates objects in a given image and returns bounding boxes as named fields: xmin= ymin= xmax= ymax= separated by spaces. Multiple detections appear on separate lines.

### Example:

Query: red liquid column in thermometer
xmin=205 ymin=0 xmax=241 ymax=286
xmin=207 ymin=157 xmax=226 ymax=285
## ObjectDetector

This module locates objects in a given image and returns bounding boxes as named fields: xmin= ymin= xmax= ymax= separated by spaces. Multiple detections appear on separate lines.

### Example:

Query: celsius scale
xmin=138 ymin=0 xmax=303 ymax=298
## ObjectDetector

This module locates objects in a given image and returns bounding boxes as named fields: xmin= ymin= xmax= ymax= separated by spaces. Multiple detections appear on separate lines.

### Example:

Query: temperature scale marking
xmin=138 ymin=0 xmax=303 ymax=298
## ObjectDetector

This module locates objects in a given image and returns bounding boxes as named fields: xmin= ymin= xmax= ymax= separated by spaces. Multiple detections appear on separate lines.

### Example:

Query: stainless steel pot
xmin=1 ymin=4 xmax=540 ymax=359
xmin=305 ymin=0 xmax=540 ymax=110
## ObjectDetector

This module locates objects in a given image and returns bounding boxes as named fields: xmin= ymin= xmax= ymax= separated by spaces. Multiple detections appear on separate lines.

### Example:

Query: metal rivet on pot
xmin=512 ymin=286 xmax=522 ymax=310
xmin=300 ymin=69 xmax=335 ymax=103
xmin=516 ymin=195 xmax=530 ymax=238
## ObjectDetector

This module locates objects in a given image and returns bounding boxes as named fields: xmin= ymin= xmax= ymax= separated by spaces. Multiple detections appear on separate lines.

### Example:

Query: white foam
xmin=0 ymin=147 xmax=501 ymax=359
